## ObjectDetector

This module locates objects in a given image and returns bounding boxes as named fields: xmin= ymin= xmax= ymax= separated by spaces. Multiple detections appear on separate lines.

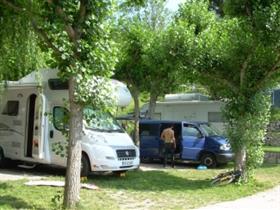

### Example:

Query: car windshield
xmin=199 ymin=123 xmax=221 ymax=137
xmin=83 ymin=107 xmax=123 ymax=132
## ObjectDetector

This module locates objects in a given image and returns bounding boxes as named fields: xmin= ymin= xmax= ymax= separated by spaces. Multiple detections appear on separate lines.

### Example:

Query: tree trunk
xmin=146 ymin=91 xmax=158 ymax=119
xmin=130 ymin=86 xmax=140 ymax=146
xmin=234 ymin=146 xmax=246 ymax=172
xmin=63 ymin=76 xmax=82 ymax=209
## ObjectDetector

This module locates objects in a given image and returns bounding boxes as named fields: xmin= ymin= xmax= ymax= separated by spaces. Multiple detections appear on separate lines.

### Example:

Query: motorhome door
xmin=26 ymin=93 xmax=46 ymax=159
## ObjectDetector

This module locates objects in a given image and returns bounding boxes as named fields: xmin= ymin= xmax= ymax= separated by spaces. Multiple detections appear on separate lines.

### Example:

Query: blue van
xmin=139 ymin=120 xmax=233 ymax=167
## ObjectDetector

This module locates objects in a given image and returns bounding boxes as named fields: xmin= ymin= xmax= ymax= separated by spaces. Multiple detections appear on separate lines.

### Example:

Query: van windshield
xmin=83 ymin=107 xmax=123 ymax=132
xmin=199 ymin=123 xmax=221 ymax=137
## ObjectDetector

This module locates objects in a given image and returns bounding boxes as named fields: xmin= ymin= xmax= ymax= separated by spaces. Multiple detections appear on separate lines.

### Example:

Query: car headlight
xmin=219 ymin=143 xmax=231 ymax=151
xmin=88 ymin=134 xmax=108 ymax=145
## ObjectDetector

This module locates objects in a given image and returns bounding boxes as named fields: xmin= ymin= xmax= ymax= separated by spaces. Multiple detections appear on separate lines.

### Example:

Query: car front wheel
xmin=200 ymin=153 xmax=217 ymax=168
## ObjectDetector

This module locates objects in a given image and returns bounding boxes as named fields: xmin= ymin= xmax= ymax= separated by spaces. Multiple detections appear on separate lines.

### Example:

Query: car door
xmin=139 ymin=123 xmax=161 ymax=158
xmin=181 ymin=123 xmax=205 ymax=160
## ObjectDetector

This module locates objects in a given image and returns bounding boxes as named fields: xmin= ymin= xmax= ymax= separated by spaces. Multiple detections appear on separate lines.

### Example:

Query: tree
xmin=114 ymin=20 xmax=149 ymax=145
xmin=176 ymin=0 xmax=280 ymax=180
xmin=143 ymin=26 xmax=190 ymax=119
xmin=116 ymin=0 xmax=190 ymax=123
xmin=139 ymin=0 xmax=198 ymax=119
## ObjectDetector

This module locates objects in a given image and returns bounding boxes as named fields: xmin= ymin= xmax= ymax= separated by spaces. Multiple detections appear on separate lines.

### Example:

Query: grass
xmin=263 ymin=146 xmax=280 ymax=153
xmin=0 ymin=164 xmax=280 ymax=210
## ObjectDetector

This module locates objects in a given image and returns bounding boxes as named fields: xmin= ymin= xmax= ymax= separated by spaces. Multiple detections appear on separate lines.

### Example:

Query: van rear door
xmin=139 ymin=123 xmax=161 ymax=159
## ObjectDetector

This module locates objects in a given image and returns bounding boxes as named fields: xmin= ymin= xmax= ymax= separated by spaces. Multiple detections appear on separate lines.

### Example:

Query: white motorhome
xmin=141 ymin=93 xmax=225 ymax=132
xmin=0 ymin=69 xmax=139 ymax=176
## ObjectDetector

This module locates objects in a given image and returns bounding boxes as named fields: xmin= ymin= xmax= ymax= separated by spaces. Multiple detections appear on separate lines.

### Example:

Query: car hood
xmin=208 ymin=135 xmax=229 ymax=145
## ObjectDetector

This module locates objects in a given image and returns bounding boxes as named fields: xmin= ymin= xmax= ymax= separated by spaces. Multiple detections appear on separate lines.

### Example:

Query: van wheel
xmin=81 ymin=153 xmax=90 ymax=177
xmin=200 ymin=153 xmax=217 ymax=168
xmin=0 ymin=148 xmax=5 ymax=167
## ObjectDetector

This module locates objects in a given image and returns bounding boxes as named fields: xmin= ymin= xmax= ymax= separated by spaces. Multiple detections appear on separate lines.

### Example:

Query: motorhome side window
xmin=140 ymin=124 xmax=159 ymax=136
xmin=2 ymin=101 xmax=19 ymax=116
xmin=182 ymin=124 xmax=201 ymax=137
xmin=53 ymin=106 xmax=69 ymax=131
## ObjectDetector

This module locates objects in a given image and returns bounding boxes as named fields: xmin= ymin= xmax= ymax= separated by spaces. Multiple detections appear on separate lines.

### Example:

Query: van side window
xmin=140 ymin=124 xmax=159 ymax=136
xmin=2 ymin=101 xmax=19 ymax=116
xmin=53 ymin=106 xmax=69 ymax=131
xmin=183 ymin=125 xmax=200 ymax=137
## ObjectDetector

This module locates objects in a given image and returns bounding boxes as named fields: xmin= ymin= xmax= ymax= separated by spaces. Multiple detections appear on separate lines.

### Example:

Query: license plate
xmin=122 ymin=160 xmax=133 ymax=166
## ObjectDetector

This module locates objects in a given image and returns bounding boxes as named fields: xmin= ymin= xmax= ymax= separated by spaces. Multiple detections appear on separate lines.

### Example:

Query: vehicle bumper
xmin=216 ymin=152 xmax=234 ymax=164
xmin=90 ymin=157 xmax=140 ymax=172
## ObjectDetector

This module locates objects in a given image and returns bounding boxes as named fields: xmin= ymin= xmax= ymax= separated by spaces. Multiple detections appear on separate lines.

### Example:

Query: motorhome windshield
xmin=199 ymin=123 xmax=221 ymax=137
xmin=83 ymin=107 xmax=123 ymax=132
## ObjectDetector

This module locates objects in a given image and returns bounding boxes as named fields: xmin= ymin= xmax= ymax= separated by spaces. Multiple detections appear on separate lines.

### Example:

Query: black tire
xmin=113 ymin=170 xmax=127 ymax=177
xmin=81 ymin=153 xmax=90 ymax=177
xmin=0 ymin=148 xmax=5 ymax=168
xmin=200 ymin=153 xmax=217 ymax=168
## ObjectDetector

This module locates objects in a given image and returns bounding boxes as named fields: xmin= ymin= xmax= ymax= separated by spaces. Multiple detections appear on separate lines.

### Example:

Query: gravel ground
xmin=194 ymin=185 xmax=280 ymax=210
xmin=0 ymin=169 xmax=44 ymax=181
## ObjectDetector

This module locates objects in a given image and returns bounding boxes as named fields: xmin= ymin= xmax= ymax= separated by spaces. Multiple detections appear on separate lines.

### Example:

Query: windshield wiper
xmin=106 ymin=129 xmax=124 ymax=133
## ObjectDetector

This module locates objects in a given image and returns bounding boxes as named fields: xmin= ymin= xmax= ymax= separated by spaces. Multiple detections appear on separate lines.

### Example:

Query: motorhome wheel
xmin=81 ymin=153 xmax=90 ymax=177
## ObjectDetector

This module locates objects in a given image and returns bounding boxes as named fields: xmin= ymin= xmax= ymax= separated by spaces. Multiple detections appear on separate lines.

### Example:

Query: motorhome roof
xmin=140 ymin=119 xmax=208 ymax=125
xmin=3 ymin=69 xmax=58 ymax=88
xmin=156 ymin=100 xmax=223 ymax=105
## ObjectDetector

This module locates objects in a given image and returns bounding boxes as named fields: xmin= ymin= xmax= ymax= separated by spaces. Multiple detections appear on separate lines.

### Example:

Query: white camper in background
xmin=0 ymin=69 xmax=139 ymax=176
xmin=141 ymin=93 xmax=225 ymax=132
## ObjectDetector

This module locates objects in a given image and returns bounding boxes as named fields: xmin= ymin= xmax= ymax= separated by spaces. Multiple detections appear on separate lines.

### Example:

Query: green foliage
xmin=51 ymin=190 xmax=63 ymax=210
xmin=143 ymin=25 xmax=188 ymax=97
xmin=224 ymin=93 xmax=271 ymax=177
xmin=36 ymin=1 xmax=118 ymax=109
xmin=270 ymin=107 xmax=280 ymax=122
xmin=0 ymin=7 xmax=47 ymax=81
xmin=75 ymin=77 xmax=116 ymax=113
xmin=116 ymin=0 xmax=193 ymax=119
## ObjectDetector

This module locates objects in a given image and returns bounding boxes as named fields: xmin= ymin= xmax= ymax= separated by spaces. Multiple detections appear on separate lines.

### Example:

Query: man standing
xmin=160 ymin=125 xmax=176 ymax=168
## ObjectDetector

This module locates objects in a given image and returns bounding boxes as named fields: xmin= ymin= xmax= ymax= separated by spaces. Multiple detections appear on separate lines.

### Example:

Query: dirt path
xmin=194 ymin=185 xmax=280 ymax=210
xmin=0 ymin=169 xmax=45 ymax=181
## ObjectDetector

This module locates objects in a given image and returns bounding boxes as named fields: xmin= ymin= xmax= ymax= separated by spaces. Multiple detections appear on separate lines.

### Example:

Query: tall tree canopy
xmin=114 ymin=19 xmax=150 ymax=145
xmin=176 ymin=0 xmax=280 ymax=180
xmin=0 ymin=7 xmax=46 ymax=80
xmin=116 ymin=0 xmax=191 ymax=129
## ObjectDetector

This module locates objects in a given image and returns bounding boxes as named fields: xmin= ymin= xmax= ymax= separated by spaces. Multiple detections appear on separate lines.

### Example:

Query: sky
xmin=166 ymin=0 xmax=187 ymax=12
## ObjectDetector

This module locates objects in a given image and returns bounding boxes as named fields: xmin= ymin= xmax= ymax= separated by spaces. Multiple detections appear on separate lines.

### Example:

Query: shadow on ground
xmin=89 ymin=169 xmax=213 ymax=192
xmin=0 ymin=195 xmax=48 ymax=210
